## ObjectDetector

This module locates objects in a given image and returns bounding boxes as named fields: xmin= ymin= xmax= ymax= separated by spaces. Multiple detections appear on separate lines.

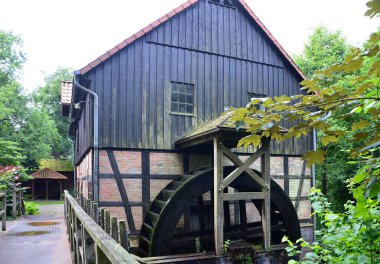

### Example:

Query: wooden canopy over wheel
xmin=138 ymin=166 xmax=301 ymax=257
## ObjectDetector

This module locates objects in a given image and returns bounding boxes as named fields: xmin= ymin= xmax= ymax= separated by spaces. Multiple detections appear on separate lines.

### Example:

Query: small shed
xmin=30 ymin=168 xmax=68 ymax=200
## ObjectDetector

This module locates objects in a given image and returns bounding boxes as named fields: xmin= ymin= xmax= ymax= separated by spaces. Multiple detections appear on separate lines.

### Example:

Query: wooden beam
xmin=220 ymin=145 xmax=266 ymax=188
xmin=223 ymin=188 xmax=230 ymax=227
xmin=59 ymin=181 xmax=63 ymax=200
xmin=223 ymin=192 xmax=266 ymax=201
xmin=1 ymin=193 xmax=6 ymax=231
xmin=197 ymin=196 xmax=206 ymax=236
xmin=107 ymin=150 xmax=136 ymax=231
xmin=45 ymin=181 xmax=49 ymax=200
xmin=295 ymin=160 xmax=307 ymax=211
xmin=31 ymin=181 xmax=35 ymax=200
xmin=261 ymin=138 xmax=271 ymax=250
xmin=213 ymin=137 xmax=224 ymax=256
xmin=239 ymin=200 xmax=247 ymax=240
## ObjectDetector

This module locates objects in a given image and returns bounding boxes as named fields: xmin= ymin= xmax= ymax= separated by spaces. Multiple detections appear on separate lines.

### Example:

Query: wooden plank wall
xmin=75 ymin=0 xmax=312 ymax=163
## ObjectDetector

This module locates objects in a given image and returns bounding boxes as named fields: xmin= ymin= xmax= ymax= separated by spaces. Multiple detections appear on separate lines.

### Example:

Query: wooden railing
xmin=7 ymin=189 xmax=24 ymax=218
xmin=64 ymin=191 xmax=139 ymax=264
xmin=0 ymin=193 xmax=6 ymax=231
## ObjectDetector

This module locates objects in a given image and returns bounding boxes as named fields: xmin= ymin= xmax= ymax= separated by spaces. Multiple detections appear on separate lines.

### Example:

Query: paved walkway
xmin=0 ymin=203 xmax=72 ymax=264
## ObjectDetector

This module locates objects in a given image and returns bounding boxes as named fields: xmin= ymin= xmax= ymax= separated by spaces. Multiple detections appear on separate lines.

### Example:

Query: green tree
xmin=0 ymin=30 xmax=25 ymax=85
xmin=228 ymin=0 xmax=380 ymax=262
xmin=0 ymin=31 xmax=70 ymax=170
xmin=0 ymin=31 xmax=27 ymax=166
xmin=293 ymin=27 xmax=356 ymax=211
xmin=294 ymin=26 xmax=348 ymax=79
xmin=0 ymin=139 xmax=23 ymax=165
xmin=33 ymin=68 xmax=73 ymax=158
xmin=16 ymin=109 xmax=60 ymax=171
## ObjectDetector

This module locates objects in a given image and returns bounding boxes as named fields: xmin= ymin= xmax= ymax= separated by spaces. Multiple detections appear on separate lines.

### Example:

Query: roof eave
xmin=77 ymin=0 xmax=305 ymax=80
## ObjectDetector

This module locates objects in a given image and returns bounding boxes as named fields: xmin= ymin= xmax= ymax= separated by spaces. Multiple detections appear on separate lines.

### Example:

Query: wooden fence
xmin=0 ymin=193 xmax=6 ymax=231
xmin=64 ymin=191 xmax=139 ymax=264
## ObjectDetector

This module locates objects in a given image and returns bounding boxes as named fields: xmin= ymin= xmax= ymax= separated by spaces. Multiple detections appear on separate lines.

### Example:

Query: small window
xmin=248 ymin=92 xmax=266 ymax=98
xmin=171 ymin=82 xmax=194 ymax=115
xmin=247 ymin=92 xmax=267 ymax=110
xmin=209 ymin=0 xmax=233 ymax=7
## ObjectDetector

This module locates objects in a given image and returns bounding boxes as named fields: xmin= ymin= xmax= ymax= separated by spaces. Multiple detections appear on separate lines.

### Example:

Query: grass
xmin=33 ymin=201 xmax=64 ymax=206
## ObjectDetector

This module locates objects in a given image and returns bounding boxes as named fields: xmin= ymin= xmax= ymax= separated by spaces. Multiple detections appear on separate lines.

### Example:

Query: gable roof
xmin=78 ymin=0 xmax=305 ymax=80
xmin=30 ymin=168 xmax=68 ymax=180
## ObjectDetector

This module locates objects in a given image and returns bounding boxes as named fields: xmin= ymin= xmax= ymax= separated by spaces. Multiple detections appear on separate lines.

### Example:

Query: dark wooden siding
xmin=77 ymin=0 xmax=311 ymax=160
xmin=75 ymin=93 xmax=93 ymax=163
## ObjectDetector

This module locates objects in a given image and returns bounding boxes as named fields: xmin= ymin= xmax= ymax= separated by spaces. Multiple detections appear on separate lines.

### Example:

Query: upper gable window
xmin=248 ymin=92 xmax=266 ymax=101
xmin=171 ymin=82 xmax=194 ymax=115
xmin=248 ymin=92 xmax=267 ymax=110
xmin=209 ymin=0 xmax=234 ymax=8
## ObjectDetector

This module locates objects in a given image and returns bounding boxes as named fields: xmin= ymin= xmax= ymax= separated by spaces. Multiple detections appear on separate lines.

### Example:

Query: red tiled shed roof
xmin=30 ymin=168 xmax=68 ymax=180
xmin=78 ymin=0 xmax=305 ymax=80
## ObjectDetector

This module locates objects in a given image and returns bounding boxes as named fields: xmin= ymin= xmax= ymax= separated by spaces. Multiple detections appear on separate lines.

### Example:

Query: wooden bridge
xmin=64 ymin=191 xmax=235 ymax=263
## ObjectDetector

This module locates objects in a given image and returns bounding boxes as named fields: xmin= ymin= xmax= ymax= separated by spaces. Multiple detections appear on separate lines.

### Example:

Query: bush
xmin=25 ymin=201 xmax=40 ymax=215
xmin=0 ymin=166 xmax=32 ymax=191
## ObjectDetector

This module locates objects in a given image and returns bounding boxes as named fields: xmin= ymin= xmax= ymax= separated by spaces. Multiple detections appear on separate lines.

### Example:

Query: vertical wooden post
xmin=213 ymin=137 xmax=224 ymax=255
xmin=1 ymin=194 xmax=6 ymax=231
xmin=12 ymin=191 xmax=17 ymax=218
xmin=45 ymin=181 xmax=49 ymax=200
xmin=239 ymin=200 xmax=248 ymax=240
xmin=93 ymin=203 xmax=98 ymax=222
xmin=110 ymin=216 xmax=118 ymax=241
xmin=223 ymin=188 xmax=231 ymax=227
xmin=59 ymin=181 xmax=63 ymax=200
xmin=261 ymin=138 xmax=271 ymax=250
xmin=99 ymin=208 xmax=105 ymax=228
xmin=105 ymin=210 xmax=111 ymax=235
xmin=32 ymin=181 xmax=35 ymax=200
xmin=197 ymin=197 xmax=206 ymax=236
xmin=17 ymin=190 xmax=21 ymax=215
xmin=83 ymin=229 xmax=95 ymax=263
xmin=118 ymin=220 xmax=129 ymax=250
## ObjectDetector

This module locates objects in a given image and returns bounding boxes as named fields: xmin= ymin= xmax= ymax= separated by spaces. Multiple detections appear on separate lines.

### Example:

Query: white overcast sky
xmin=0 ymin=0 xmax=378 ymax=93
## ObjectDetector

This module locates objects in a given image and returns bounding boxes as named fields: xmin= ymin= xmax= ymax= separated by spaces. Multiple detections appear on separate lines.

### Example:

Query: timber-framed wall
xmin=68 ymin=0 xmax=315 ymax=257
xmin=76 ymin=148 xmax=314 ymax=246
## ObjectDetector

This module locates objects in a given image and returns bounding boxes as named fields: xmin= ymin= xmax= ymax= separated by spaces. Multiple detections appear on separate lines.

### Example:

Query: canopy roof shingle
xmin=30 ymin=168 xmax=68 ymax=180
xmin=175 ymin=115 xmax=249 ymax=149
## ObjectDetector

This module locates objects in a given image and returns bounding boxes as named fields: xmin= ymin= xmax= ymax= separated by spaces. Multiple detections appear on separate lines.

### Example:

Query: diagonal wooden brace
xmin=220 ymin=145 xmax=266 ymax=189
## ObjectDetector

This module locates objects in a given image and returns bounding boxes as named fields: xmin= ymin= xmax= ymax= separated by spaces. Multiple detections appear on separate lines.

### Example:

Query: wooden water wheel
xmin=138 ymin=166 xmax=300 ymax=257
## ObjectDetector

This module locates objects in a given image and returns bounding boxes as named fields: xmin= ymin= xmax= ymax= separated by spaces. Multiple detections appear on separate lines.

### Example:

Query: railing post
xmin=17 ymin=190 xmax=22 ymax=216
xmin=75 ymin=215 xmax=82 ymax=264
xmin=83 ymin=227 xmax=95 ymax=263
xmin=110 ymin=217 xmax=118 ymax=242
xmin=93 ymin=203 xmax=98 ymax=223
xmin=105 ymin=210 xmax=111 ymax=235
xmin=12 ymin=191 xmax=17 ymax=218
xmin=118 ymin=220 xmax=129 ymax=251
xmin=89 ymin=200 xmax=94 ymax=218
xmin=1 ymin=194 xmax=6 ymax=231
xmin=99 ymin=208 xmax=105 ymax=229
